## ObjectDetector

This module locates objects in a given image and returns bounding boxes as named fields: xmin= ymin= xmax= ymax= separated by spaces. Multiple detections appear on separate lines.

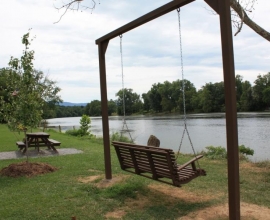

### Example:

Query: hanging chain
xmin=177 ymin=8 xmax=186 ymax=125
xmin=175 ymin=8 xmax=200 ymax=169
xmin=119 ymin=35 xmax=126 ymax=118
xmin=119 ymin=34 xmax=133 ymax=142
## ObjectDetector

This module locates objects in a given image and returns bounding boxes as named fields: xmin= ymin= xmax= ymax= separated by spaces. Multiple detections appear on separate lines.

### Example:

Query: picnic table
xmin=16 ymin=132 xmax=60 ymax=154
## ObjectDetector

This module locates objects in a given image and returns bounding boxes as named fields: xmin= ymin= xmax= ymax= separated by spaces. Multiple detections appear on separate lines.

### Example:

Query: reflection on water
xmin=46 ymin=112 xmax=270 ymax=162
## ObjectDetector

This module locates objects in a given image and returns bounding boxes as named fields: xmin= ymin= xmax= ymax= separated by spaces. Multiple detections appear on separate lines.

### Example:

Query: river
xmin=46 ymin=112 xmax=270 ymax=162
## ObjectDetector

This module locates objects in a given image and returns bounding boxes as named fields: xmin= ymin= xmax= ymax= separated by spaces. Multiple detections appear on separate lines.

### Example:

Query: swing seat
xmin=112 ymin=141 xmax=206 ymax=187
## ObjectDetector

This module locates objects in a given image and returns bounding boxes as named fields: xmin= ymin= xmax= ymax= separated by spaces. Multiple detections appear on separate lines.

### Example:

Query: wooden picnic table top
xmin=26 ymin=132 xmax=50 ymax=138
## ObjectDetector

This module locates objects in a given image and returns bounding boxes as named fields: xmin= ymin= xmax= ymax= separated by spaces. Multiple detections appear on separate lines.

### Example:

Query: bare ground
xmin=78 ymin=174 xmax=270 ymax=220
xmin=0 ymin=161 xmax=57 ymax=177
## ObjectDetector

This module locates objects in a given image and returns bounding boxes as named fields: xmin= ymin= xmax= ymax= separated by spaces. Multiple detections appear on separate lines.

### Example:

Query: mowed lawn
xmin=0 ymin=124 xmax=269 ymax=219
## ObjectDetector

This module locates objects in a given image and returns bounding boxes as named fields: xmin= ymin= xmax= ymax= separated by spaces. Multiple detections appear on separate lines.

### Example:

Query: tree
xmin=148 ymin=83 xmax=163 ymax=113
xmin=235 ymin=74 xmax=243 ymax=109
xmin=158 ymin=81 xmax=173 ymax=112
xmin=141 ymin=92 xmax=151 ymax=112
xmin=85 ymin=100 xmax=101 ymax=116
xmin=85 ymin=99 xmax=117 ymax=116
xmin=197 ymin=86 xmax=212 ymax=113
xmin=116 ymin=88 xmax=142 ymax=115
xmin=108 ymin=99 xmax=117 ymax=116
xmin=239 ymin=80 xmax=253 ymax=111
xmin=230 ymin=0 xmax=270 ymax=41
xmin=197 ymin=82 xmax=225 ymax=113
xmin=55 ymin=0 xmax=270 ymax=42
xmin=262 ymin=87 xmax=270 ymax=109
xmin=0 ymin=32 xmax=62 ymax=155
xmin=180 ymin=79 xmax=197 ymax=113
xmin=79 ymin=114 xmax=91 ymax=136
xmin=253 ymin=72 xmax=270 ymax=110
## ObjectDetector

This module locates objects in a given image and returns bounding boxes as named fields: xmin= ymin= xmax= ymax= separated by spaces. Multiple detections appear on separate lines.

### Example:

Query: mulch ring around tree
xmin=0 ymin=161 xmax=58 ymax=177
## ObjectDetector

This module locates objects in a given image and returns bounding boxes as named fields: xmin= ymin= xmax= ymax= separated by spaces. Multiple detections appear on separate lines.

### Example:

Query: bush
xmin=203 ymin=145 xmax=255 ymax=160
xmin=203 ymin=146 xmax=227 ymax=159
xmin=65 ymin=129 xmax=82 ymax=137
xmin=239 ymin=145 xmax=254 ymax=156
xmin=65 ymin=115 xmax=91 ymax=137
xmin=79 ymin=115 xmax=91 ymax=136
xmin=110 ymin=132 xmax=133 ymax=143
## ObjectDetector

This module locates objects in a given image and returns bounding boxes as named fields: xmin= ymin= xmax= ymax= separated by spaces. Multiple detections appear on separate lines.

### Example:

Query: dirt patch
xmin=240 ymin=162 xmax=268 ymax=173
xmin=148 ymin=184 xmax=214 ymax=203
xmin=0 ymin=161 xmax=57 ymax=177
xmin=105 ymin=210 xmax=127 ymax=219
xmin=77 ymin=174 xmax=129 ymax=188
xmin=88 ymin=169 xmax=102 ymax=173
xmin=178 ymin=202 xmax=270 ymax=220
xmin=96 ymin=175 xmax=129 ymax=188
xmin=78 ymin=175 xmax=102 ymax=183
xmin=105 ymin=194 xmax=149 ymax=219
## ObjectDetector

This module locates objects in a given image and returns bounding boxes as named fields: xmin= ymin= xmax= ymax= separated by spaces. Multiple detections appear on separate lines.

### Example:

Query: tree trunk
xmin=24 ymin=130 xmax=29 ymax=162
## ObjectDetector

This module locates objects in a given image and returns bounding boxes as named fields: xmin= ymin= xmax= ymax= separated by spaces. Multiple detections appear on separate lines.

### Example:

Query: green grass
xmin=0 ymin=124 xmax=269 ymax=219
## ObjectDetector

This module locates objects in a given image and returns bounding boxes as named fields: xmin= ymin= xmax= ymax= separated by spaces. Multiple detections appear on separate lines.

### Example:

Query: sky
xmin=0 ymin=0 xmax=269 ymax=103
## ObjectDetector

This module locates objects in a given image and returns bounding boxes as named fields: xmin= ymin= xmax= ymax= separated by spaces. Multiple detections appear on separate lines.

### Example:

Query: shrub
xmin=110 ymin=132 xmax=133 ymax=143
xmin=65 ymin=115 xmax=91 ymax=137
xmin=204 ymin=146 xmax=227 ymax=159
xmin=79 ymin=115 xmax=91 ymax=136
xmin=65 ymin=129 xmax=81 ymax=137
xmin=203 ymin=145 xmax=255 ymax=160
xmin=239 ymin=145 xmax=254 ymax=156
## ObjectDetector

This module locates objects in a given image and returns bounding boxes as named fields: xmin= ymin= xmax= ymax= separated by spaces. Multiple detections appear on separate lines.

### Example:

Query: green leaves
xmin=0 ymin=31 xmax=62 ymax=132
xmin=79 ymin=114 xmax=91 ymax=136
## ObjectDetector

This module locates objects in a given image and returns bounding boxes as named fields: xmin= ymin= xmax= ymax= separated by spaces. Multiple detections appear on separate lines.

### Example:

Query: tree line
xmin=2 ymin=65 xmax=269 ymax=119
xmin=83 ymin=72 xmax=270 ymax=117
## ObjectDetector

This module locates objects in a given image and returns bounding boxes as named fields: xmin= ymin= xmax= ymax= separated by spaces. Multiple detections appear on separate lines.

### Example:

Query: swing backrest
xmin=112 ymin=141 xmax=181 ymax=186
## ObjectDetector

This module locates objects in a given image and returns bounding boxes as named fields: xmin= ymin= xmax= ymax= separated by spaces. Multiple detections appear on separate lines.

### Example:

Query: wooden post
xmin=98 ymin=40 xmax=112 ymax=180
xmin=204 ymin=0 xmax=240 ymax=219
xmin=219 ymin=1 xmax=240 ymax=219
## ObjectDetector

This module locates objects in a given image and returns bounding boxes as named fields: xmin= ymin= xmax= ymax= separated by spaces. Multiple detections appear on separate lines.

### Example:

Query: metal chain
xmin=120 ymin=35 xmax=126 ymax=118
xmin=119 ymin=34 xmax=133 ymax=142
xmin=175 ymin=9 xmax=200 ymax=169
xmin=177 ymin=8 xmax=186 ymax=125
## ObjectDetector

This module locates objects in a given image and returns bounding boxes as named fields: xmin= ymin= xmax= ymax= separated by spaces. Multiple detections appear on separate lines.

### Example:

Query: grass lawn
xmin=0 ymin=124 xmax=269 ymax=219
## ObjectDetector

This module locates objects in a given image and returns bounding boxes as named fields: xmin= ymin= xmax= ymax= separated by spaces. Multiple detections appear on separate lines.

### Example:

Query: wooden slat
xmin=112 ymin=141 xmax=206 ymax=187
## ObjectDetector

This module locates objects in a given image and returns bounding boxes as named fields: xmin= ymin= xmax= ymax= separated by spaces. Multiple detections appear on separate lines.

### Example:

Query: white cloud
xmin=1 ymin=0 xmax=269 ymax=103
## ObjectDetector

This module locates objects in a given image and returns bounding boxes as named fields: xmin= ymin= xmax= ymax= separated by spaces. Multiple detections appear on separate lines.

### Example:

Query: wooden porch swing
xmin=112 ymin=141 xmax=206 ymax=187
xmin=112 ymin=8 xmax=206 ymax=187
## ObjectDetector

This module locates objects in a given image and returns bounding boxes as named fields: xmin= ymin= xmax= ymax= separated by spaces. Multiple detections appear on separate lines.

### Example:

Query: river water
xmin=46 ymin=112 xmax=270 ymax=162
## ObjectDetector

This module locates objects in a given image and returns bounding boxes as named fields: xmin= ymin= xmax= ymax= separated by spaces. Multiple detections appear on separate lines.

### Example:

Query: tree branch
xmin=230 ymin=0 xmax=270 ymax=42
xmin=54 ymin=0 xmax=98 ymax=24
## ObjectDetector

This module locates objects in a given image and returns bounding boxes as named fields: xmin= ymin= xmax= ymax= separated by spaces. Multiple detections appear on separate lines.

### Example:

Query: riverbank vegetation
xmin=32 ymin=72 xmax=270 ymax=119
xmin=0 ymin=124 xmax=269 ymax=219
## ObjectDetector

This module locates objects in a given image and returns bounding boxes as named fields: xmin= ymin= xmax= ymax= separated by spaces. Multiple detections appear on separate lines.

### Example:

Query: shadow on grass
xmin=79 ymin=177 xmax=215 ymax=219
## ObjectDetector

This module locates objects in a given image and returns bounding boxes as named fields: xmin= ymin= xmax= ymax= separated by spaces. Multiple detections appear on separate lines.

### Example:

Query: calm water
xmin=46 ymin=112 xmax=270 ymax=162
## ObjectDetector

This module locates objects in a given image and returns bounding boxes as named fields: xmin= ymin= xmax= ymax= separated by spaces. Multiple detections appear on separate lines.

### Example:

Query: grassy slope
xmin=0 ymin=124 xmax=269 ymax=219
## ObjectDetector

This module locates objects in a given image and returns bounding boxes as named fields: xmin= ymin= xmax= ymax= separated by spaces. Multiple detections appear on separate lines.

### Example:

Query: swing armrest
xmin=177 ymin=155 xmax=203 ymax=170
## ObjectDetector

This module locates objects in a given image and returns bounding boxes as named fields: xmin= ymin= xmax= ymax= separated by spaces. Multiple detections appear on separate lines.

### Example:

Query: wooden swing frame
xmin=96 ymin=0 xmax=240 ymax=219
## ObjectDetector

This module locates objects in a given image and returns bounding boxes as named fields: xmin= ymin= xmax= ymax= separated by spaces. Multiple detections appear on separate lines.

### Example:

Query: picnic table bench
xmin=112 ymin=141 xmax=206 ymax=187
xmin=16 ymin=132 xmax=61 ymax=154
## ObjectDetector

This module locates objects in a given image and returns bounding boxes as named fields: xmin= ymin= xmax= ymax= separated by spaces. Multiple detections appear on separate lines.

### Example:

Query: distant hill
xmin=59 ymin=102 xmax=87 ymax=107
